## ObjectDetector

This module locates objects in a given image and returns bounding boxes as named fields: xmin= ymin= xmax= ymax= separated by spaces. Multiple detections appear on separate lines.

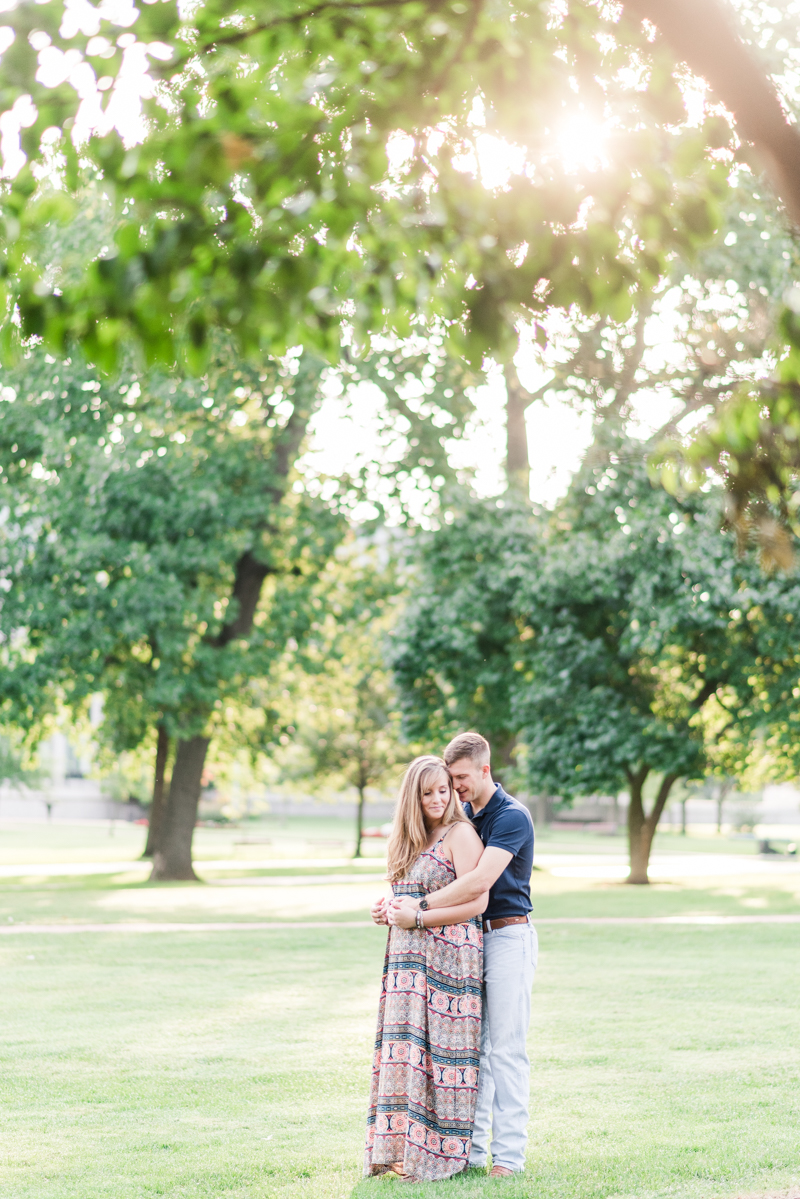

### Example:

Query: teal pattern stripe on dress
xmin=364 ymin=835 xmax=483 ymax=1182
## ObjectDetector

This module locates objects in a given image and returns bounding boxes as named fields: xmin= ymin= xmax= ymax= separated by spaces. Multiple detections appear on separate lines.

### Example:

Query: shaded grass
xmin=0 ymin=817 xmax=388 ymax=866
xmin=529 ymin=874 xmax=800 ymax=919
xmin=0 ymin=818 xmax=767 ymax=870
xmin=2 ymin=868 xmax=800 ymax=926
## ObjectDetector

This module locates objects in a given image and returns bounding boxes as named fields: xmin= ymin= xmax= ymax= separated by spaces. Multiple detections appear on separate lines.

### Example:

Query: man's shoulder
xmin=496 ymin=789 xmax=534 ymax=828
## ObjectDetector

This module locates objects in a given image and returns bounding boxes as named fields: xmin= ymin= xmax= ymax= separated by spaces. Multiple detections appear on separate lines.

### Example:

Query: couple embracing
xmin=365 ymin=731 xmax=537 ymax=1183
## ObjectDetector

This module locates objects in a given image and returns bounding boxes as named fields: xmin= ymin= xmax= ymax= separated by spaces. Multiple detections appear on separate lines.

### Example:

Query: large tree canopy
xmin=393 ymin=453 xmax=800 ymax=882
xmin=0 ymin=0 xmax=732 ymax=368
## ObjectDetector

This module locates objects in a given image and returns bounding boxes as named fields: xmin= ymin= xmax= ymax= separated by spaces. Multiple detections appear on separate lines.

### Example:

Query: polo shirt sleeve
xmin=485 ymin=809 xmax=530 ymax=856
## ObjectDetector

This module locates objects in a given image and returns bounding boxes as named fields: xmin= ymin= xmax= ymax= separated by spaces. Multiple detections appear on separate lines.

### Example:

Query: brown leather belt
xmin=484 ymin=915 xmax=530 ymax=932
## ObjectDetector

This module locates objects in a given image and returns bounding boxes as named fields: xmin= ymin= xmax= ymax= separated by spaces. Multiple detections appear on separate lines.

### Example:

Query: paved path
xmin=0 ymin=920 xmax=376 ymax=933
xmin=3 ymin=914 xmax=800 ymax=934
xmin=213 ymin=873 xmax=386 ymax=887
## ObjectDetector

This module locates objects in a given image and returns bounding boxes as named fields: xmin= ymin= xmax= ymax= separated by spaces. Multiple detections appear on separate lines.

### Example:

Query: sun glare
xmin=474 ymin=134 xmax=527 ymax=189
xmin=551 ymin=113 xmax=610 ymax=174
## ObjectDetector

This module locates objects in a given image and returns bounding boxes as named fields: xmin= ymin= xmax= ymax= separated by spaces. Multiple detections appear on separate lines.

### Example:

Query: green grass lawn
xmin=2 ymin=917 xmax=800 ymax=1197
xmin=0 ymin=816 xmax=389 ymax=866
xmin=0 ymin=816 xmax=769 ymax=870
xmin=2 ymin=824 xmax=800 ymax=1198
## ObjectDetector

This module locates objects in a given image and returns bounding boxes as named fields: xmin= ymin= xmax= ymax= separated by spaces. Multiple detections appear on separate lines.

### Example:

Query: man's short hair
xmin=443 ymin=731 xmax=491 ymax=768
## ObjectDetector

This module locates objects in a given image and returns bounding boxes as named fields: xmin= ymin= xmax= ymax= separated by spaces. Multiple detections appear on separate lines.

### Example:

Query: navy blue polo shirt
xmin=464 ymin=784 xmax=534 ymax=921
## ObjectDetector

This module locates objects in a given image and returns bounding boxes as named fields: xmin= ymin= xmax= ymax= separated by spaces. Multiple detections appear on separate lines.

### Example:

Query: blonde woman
xmin=364 ymin=755 xmax=487 ymax=1183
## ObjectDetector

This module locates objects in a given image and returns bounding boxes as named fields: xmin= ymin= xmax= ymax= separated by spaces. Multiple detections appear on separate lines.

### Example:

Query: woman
xmin=365 ymin=755 xmax=488 ymax=1183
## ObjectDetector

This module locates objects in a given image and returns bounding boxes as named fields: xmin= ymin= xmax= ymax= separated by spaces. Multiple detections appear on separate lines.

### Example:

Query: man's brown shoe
xmin=489 ymin=1165 xmax=514 ymax=1177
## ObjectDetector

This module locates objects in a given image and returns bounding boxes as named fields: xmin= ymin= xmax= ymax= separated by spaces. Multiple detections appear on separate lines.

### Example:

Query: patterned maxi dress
xmin=364 ymin=833 xmax=483 ymax=1182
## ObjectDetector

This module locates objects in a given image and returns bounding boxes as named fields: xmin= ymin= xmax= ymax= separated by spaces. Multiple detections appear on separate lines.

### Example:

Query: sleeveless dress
xmin=364 ymin=832 xmax=483 ymax=1182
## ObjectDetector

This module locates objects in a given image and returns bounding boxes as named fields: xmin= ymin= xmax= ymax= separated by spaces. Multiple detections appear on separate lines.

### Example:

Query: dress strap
xmin=431 ymin=826 xmax=456 ymax=861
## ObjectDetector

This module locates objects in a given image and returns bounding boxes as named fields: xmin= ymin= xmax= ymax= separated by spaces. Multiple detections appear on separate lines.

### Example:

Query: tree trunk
xmin=681 ymin=797 xmax=687 ymax=835
xmin=716 ymin=779 xmax=732 ymax=835
xmin=142 ymin=724 xmax=170 ymax=858
xmin=150 ymin=736 xmax=210 ymax=881
xmin=491 ymin=733 xmax=517 ymax=791
xmin=626 ymin=767 xmax=650 ymax=884
xmin=505 ymin=363 xmax=531 ymax=498
xmin=214 ymin=551 xmax=272 ymax=648
xmin=354 ymin=783 xmax=366 ymax=859
xmin=626 ymin=768 xmax=679 ymax=884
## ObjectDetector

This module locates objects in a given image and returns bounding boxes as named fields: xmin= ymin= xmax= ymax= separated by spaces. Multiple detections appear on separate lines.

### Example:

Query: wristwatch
xmin=419 ymin=898 xmax=429 ymax=911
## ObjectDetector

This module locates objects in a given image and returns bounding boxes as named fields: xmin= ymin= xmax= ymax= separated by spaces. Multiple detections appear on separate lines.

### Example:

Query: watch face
xmin=419 ymin=898 xmax=429 ymax=911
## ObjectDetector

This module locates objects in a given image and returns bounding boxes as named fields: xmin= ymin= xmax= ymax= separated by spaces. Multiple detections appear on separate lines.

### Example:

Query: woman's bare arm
xmin=446 ymin=821 xmax=485 ymax=879
xmin=387 ymin=824 xmax=489 ymax=928
xmin=387 ymin=892 xmax=488 ymax=928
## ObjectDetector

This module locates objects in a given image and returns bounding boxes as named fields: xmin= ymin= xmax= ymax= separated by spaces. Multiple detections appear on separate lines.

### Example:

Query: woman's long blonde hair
xmin=386 ymin=755 xmax=469 ymax=883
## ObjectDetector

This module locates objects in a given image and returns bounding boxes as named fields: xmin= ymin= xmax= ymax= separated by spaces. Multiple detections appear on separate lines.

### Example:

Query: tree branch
xmin=201 ymin=0 xmax=417 ymax=52
xmin=214 ymin=365 xmax=317 ymax=647
xmin=645 ymin=770 xmax=679 ymax=833
xmin=623 ymin=0 xmax=800 ymax=228
xmin=608 ymin=301 xmax=651 ymax=418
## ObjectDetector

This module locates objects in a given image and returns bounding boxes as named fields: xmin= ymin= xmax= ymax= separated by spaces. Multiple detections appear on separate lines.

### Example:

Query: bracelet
xmin=415 ymin=908 xmax=425 ymax=930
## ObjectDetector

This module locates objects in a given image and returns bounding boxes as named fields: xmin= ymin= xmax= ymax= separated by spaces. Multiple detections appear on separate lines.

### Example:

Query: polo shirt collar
xmin=471 ymin=782 xmax=504 ymax=822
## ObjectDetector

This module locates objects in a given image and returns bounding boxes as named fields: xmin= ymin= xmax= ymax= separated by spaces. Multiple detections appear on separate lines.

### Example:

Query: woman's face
xmin=420 ymin=772 xmax=451 ymax=829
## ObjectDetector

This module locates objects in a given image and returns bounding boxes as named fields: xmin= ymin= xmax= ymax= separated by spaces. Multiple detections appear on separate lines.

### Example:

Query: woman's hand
xmin=370 ymin=897 xmax=389 ymax=926
xmin=387 ymin=899 xmax=419 ymax=929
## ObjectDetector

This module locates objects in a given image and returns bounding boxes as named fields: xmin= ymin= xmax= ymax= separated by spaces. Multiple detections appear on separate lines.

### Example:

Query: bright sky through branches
xmin=303 ymin=365 xmax=595 ymax=517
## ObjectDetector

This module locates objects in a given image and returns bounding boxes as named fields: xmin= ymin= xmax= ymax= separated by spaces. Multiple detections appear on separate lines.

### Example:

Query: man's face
xmin=448 ymin=757 xmax=487 ymax=806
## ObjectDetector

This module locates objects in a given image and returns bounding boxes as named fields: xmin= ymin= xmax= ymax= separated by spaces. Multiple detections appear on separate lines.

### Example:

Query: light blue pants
xmin=469 ymin=921 xmax=538 ymax=1173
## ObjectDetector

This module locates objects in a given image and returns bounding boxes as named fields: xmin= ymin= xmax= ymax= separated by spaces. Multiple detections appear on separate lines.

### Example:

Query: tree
xmin=6 ymin=0 xmax=800 ymax=557
xmin=511 ymin=461 xmax=713 ymax=883
xmin=516 ymin=458 xmax=797 ymax=883
xmin=0 ymin=323 xmax=475 ymax=877
xmin=627 ymin=1 xmax=800 ymax=548
xmin=0 ymin=0 xmax=730 ymax=370
xmin=393 ymin=187 xmax=788 ymax=772
xmin=276 ymin=556 xmax=406 ymax=856
xmin=392 ymin=495 xmax=535 ymax=778
xmin=394 ymin=450 xmax=800 ymax=882
xmin=0 ymin=341 xmax=335 ymax=875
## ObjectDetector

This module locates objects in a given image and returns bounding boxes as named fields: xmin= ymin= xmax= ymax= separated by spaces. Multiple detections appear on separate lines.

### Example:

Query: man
xmin=388 ymin=731 xmax=536 ymax=1179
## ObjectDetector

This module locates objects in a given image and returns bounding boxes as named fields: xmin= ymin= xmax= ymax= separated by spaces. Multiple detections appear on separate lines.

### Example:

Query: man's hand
xmin=387 ymin=899 xmax=418 ymax=929
xmin=370 ymin=897 xmax=389 ymax=926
